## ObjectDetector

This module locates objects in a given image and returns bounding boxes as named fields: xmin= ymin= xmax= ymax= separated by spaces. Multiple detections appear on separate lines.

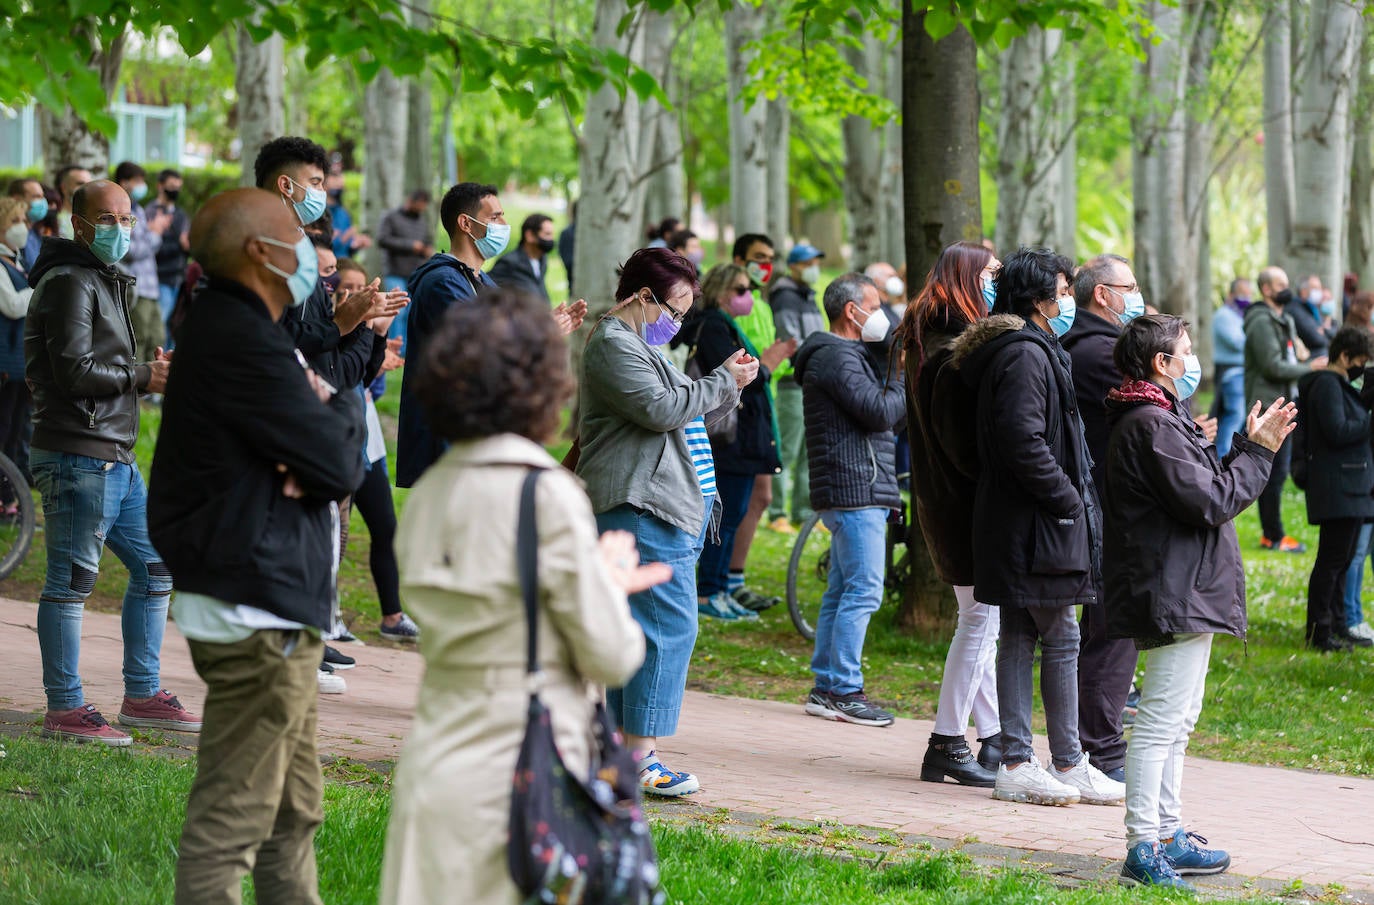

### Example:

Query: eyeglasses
xmin=81 ymin=213 xmax=138 ymax=229
xmin=730 ymin=285 xmax=751 ymax=294
xmin=1103 ymin=282 xmax=1140 ymax=294
xmin=649 ymin=290 xmax=689 ymax=325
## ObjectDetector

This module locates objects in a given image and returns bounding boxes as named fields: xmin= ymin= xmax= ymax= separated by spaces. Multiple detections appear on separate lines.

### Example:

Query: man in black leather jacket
xmin=24 ymin=179 xmax=194 ymax=746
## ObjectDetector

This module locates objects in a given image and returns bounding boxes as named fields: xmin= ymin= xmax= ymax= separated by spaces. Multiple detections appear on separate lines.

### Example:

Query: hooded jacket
xmin=769 ymin=274 xmax=825 ymax=383
xmin=951 ymin=314 xmax=1102 ymax=608
xmin=397 ymin=253 xmax=496 ymax=487
xmin=24 ymin=237 xmax=153 ymax=464
xmin=1062 ymin=308 xmax=1122 ymax=495
xmin=1102 ymin=380 xmax=1273 ymax=646
xmin=795 ymin=331 xmax=905 ymax=512
xmin=1243 ymin=300 xmax=1308 ymax=407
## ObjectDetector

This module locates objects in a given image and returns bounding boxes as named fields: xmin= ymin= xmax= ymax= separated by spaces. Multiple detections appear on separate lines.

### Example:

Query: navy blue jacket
xmin=0 ymin=259 xmax=27 ymax=381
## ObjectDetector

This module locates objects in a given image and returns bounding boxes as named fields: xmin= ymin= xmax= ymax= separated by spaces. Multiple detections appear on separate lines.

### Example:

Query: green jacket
xmin=1243 ymin=301 xmax=1309 ymax=407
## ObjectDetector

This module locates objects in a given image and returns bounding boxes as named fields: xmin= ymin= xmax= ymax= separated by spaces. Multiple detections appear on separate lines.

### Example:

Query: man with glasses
xmin=24 ymin=179 xmax=194 ymax=746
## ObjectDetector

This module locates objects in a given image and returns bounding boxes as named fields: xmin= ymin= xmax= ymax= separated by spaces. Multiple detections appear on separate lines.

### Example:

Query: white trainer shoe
xmin=1348 ymin=621 xmax=1374 ymax=643
xmin=1054 ymin=753 xmax=1126 ymax=805
xmin=993 ymin=756 xmax=1080 ymax=806
xmin=317 ymin=667 xmax=347 ymax=695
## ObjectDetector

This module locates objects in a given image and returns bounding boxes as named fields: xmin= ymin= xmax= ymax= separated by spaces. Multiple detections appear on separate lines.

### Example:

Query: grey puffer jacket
xmin=795 ymin=331 xmax=905 ymax=511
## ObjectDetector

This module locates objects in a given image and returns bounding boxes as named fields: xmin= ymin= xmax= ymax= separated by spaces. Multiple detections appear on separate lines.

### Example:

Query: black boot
xmin=921 ymin=734 xmax=997 ymax=787
xmin=976 ymin=732 xmax=1003 ymax=771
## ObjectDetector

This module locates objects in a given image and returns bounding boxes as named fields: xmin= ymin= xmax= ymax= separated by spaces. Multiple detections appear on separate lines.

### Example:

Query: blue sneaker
xmin=636 ymin=752 xmax=700 ymax=797
xmin=1163 ymin=829 xmax=1231 ymax=875
xmin=700 ymin=592 xmax=757 ymax=621
xmin=1120 ymin=842 xmax=1194 ymax=890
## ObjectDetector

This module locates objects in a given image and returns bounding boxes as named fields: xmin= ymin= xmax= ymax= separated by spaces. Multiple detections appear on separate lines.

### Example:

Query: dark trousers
xmin=1307 ymin=518 xmax=1363 ymax=644
xmin=0 ymin=377 xmax=31 ymax=496
xmin=1077 ymin=602 xmax=1137 ymax=774
xmin=697 ymin=471 xmax=757 ymax=597
xmin=353 ymin=460 xmax=401 ymax=617
xmin=1257 ymin=435 xmax=1293 ymax=542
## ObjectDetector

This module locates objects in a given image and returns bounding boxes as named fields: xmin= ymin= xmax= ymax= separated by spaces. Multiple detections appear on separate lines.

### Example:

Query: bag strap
xmin=517 ymin=468 xmax=543 ymax=676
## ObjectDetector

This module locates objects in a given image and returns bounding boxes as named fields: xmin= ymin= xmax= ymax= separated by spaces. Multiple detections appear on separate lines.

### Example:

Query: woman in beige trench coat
xmin=379 ymin=288 xmax=663 ymax=905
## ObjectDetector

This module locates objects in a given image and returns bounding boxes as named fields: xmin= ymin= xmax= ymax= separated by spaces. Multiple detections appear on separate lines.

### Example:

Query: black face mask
xmin=402 ymin=208 xmax=421 ymax=219
xmin=1275 ymin=287 xmax=1294 ymax=307
xmin=536 ymin=237 xmax=556 ymax=253
xmin=1349 ymin=363 xmax=1366 ymax=382
xmin=327 ymin=188 xmax=343 ymax=203
xmin=163 ymin=188 xmax=180 ymax=203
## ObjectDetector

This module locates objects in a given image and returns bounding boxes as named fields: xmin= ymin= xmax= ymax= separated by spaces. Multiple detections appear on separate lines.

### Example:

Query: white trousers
xmin=1124 ymin=632 xmax=1213 ymax=846
xmin=932 ymin=585 xmax=1001 ymax=739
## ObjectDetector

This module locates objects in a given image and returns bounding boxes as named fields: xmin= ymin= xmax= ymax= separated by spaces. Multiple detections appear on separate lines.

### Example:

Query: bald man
xmin=146 ymin=188 xmax=363 ymax=905
xmin=25 ymin=179 xmax=191 ymax=747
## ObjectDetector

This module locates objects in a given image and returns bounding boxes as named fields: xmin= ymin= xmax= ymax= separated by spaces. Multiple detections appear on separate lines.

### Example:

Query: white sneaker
xmin=1348 ymin=621 xmax=1374 ymax=642
xmin=993 ymin=756 xmax=1080 ymax=806
xmin=1054 ymin=753 xmax=1126 ymax=805
xmin=317 ymin=668 xmax=347 ymax=694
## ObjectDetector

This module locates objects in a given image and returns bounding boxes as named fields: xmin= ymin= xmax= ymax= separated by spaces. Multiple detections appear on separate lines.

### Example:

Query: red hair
xmin=897 ymin=241 xmax=993 ymax=369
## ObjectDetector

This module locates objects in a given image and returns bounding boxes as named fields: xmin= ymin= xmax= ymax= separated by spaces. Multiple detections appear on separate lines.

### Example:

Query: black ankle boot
xmin=921 ymin=735 xmax=997 ymax=787
xmin=976 ymin=732 xmax=1003 ymax=771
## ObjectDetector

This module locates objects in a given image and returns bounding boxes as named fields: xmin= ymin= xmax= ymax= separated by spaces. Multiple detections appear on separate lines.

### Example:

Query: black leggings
xmin=353 ymin=461 xmax=402 ymax=617
xmin=1307 ymin=518 xmax=1362 ymax=644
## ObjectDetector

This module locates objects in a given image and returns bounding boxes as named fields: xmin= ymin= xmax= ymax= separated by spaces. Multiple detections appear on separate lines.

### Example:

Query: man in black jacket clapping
xmin=148 ymin=188 xmax=365 ymax=905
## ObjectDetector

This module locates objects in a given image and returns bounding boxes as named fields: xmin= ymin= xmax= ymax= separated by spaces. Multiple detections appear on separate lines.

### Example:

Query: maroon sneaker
xmin=118 ymin=690 xmax=203 ymax=732
xmin=42 ymin=704 xmax=133 ymax=746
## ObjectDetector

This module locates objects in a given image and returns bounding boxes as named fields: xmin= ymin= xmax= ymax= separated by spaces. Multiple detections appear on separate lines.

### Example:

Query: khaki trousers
xmin=130 ymin=295 xmax=166 ymax=360
xmin=175 ymin=629 xmax=325 ymax=905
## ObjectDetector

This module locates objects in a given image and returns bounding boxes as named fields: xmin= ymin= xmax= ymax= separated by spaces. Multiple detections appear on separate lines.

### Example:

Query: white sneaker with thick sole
xmin=993 ymin=757 xmax=1080 ymax=806
xmin=317 ymin=668 xmax=347 ymax=694
xmin=1054 ymin=753 xmax=1126 ymax=805
xmin=1348 ymin=621 xmax=1374 ymax=643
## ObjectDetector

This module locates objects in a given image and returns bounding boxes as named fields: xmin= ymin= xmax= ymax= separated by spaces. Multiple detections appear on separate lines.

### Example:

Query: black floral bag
xmin=507 ymin=469 xmax=664 ymax=905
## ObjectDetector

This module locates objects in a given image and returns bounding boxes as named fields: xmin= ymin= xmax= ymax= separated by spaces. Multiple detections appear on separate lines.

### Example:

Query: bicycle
xmin=0 ymin=450 xmax=36 ymax=581
xmin=785 ymin=476 xmax=913 ymax=642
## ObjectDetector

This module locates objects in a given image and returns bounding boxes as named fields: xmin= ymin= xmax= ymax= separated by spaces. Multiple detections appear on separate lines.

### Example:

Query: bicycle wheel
xmin=0 ymin=452 xmax=35 ymax=581
xmin=786 ymin=512 xmax=829 ymax=642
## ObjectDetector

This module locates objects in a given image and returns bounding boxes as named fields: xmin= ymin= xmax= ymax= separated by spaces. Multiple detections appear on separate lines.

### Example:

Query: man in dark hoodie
xmin=767 ymin=242 xmax=827 ymax=528
xmin=24 ymin=179 xmax=195 ymax=746
xmin=796 ymin=272 xmax=905 ymax=728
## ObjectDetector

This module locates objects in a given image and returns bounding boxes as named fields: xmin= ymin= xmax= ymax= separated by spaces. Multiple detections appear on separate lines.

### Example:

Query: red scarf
xmin=1107 ymin=378 xmax=1173 ymax=411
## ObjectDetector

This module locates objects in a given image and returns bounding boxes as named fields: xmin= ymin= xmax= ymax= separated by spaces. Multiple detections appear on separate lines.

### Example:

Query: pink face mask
xmin=726 ymin=290 xmax=754 ymax=317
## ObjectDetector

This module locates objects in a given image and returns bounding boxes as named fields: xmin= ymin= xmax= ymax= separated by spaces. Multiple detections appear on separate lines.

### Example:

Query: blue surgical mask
xmin=28 ymin=198 xmax=48 ymax=222
xmin=77 ymin=215 xmax=132 ymax=265
xmin=1320 ymin=299 xmax=1336 ymax=317
xmin=130 ymin=183 xmax=148 ymax=202
xmin=982 ymin=279 xmax=996 ymax=313
xmin=285 ymin=177 xmax=327 ymax=225
xmin=1106 ymin=286 xmax=1145 ymax=323
xmin=259 ymin=234 xmax=319 ymax=307
xmin=1046 ymin=294 xmax=1076 ymax=337
xmin=469 ymin=216 xmax=511 ymax=259
xmin=1164 ymin=352 xmax=1202 ymax=400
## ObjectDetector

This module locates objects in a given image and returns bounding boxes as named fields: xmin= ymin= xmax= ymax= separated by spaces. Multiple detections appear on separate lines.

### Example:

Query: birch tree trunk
xmin=285 ymin=46 xmax=310 ymax=138
xmin=1185 ymin=5 xmax=1219 ymax=371
xmin=236 ymin=25 xmax=285 ymax=187
xmin=362 ymin=66 xmax=408 ymax=272
xmin=639 ymin=9 xmax=687 ymax=228
xmin=994 ymin=28 xmax=1073 ymax=255
xmin=39 ymin=26 xmax=125 ymax=174
xmin=880 ymin=53 xmax=906 ymax=269
xmin=842 ymin=32 xmax=885 ymax=268
xmin=725 ymin=0 xmax=767 ymax=236
xmin=1132 ymin=2 xmax=1186 ymax=316
xmin=1055 ymin=55 xmax=1078 ymax=258
xmin=404 ymin=0 xmax=435 ymax=206
xmin=1348 ymin=31 xmax=1374 ymax=286
xmin=1290 ymin=0 xmax=1363 ymax=296
xmin=764 ymin=96 xmax=791 ymax=246
xmin=1264 ymin=2 xmax=1297 ymax=272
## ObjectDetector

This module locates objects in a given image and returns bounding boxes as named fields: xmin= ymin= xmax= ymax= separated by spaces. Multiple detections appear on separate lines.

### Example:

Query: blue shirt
xmin=328 ymin=204 xmax=353 ymax=260
xmin=1213 ymin=302 xmax=1246 ymax=368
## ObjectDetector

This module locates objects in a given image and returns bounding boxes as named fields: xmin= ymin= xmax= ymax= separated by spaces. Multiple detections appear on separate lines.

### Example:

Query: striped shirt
xmin=683 ymin=416 xmax=717 ymax=498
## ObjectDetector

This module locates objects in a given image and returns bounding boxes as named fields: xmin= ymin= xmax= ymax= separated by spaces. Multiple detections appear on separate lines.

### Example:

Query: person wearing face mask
xmin=791 ymin=272 xmax=904 ymax=728
xmin=145 ymin=188 xmax=365 ymax=905
xmin=489 ymin=213 xmax=555 ymax=303
xmin=324 ymin=170 xmax=373 ymax=262
xmin=1103 ymin=315 xmax=1293 ymax=889
xmin=672 ymin=263 xmax=795 ymax=620
xmin=112 ymin=162 xmax=174 ymax=361
xmin=951 ymin=246 xmax=1122 ymax=808
xmin=23 ymin=179 xmax=192 ymax=747
xmin=1285 ymin=274 xmax=1338 ymax=363
xmin=0 ymin=197 xmax=35 ymax=507
xmin=148 ymin=169 xmax=191 ymax=343
xmin=53 ymin=165 xmax=92 ymax=241
xmin=767 ymin=243 xmax=827 ymax=529
xmin=6 ymin=177 xmax=49 ymax=271
xmin=1294 ymin=327 xmax=1374 ymax=652
xmin=668 ymin=228 xmax=705 ymax=274
xmin=577 ymin=247 xmax=756 ymax=797
xmin=1212 ymin=278 xmax=1254 ymax=457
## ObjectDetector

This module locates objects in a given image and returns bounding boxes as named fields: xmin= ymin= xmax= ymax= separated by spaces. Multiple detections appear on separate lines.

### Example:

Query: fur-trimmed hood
xmin=949 ymin=313 xmax=1064 ymax=393
xmin=948 ymin=314 xmax=1025 ymax=369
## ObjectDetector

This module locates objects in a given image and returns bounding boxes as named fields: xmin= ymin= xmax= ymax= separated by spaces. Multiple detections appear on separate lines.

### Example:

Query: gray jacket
xmin=115 ymin=200 xmax=161 ymax=301
xmin=576 ymin=316 xmax=739 ymax=536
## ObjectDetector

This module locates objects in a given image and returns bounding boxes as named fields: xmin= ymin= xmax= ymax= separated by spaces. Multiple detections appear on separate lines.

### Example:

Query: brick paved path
xmin=1 ymin=595 xmax=1370 ymax=894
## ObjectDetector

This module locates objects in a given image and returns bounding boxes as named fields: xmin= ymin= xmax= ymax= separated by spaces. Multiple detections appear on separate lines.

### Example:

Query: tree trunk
xmin=639 ymin=9 xmax=687 ymax=228
xmin=764 ymin=96 xmax=791 ymax=246
xmin=236 ymin=25 xmax=285 ymax=187
xmin=1264 ymin=1 xmax=1297 ymax=273
xmin=404 ymin=0 xmax=435 ymax=210
xmin=898 ymin=3 xmax=979 ymax=635
xmin=842 ymin=32 xmax=885 ymax=269
xmin=1290 ymin=0 xmax=1363 ymax=297
xmin=880 ymin=52 xmax=906 ymax=270
xmin=1184 ymin=2 xmax=1219 ymax=369
xmin=1349 ymin=31 xmax=1374 ymax=286
xmin=362 ymin=66 xmax=408 ymax=274
xmin=725 ymin=0 xmax=768 ymax=236
xmin=1055 ymin=54 xmax=1078 ymax=258
xmin=39 ymin=26 xmax=125 ymax=174
xmin=994 ymin=28 xmax=1073 ymax=255
xmin=285 ymin=46 xmax=310 ymax=137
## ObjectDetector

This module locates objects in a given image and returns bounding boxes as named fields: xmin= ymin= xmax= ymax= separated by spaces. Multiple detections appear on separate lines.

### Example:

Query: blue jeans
xmin=811 ymin=508 xmax=887 ymax=696
xmin=1214 ymin=366 xmax=1245 ymax=458
xmin=1343 ymin=522 xmax=1372 ymax=629
xmin=597 ymin=500 xmax=712 ymax=737
xmin=696 ymin=471 xmax=755 ymax=597
xmin=30 ymin=450 xmax=173 ymax=711
xmin=383 ymin=275 xmax=409 ymax=356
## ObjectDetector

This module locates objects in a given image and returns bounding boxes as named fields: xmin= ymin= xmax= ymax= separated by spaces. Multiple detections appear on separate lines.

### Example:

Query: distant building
xmin=0 ymin=90 xmax=187 ymax=170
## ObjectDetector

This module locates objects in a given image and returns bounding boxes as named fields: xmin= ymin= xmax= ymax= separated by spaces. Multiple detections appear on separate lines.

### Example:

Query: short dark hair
xmin=408 ymin=188 xmax=432 ymax=204
xmin=993 ymin=246 xmax=1075 ymax=319
xmin=646 ymin=216 xmax=681 ymax=242
xmin=253 ymin=136 xmax=329 ymax=190
xmin=1329 ymin=325 xmax=1374 ymax=364
xmin=1114 ymin=314 xmax=1190 ymax=380
xmin=5 ymin=178 xmax=37 ymax=198
xmin=158 ymin=168 xmax=182 ymax=183
xmin=615 ymin=246 xmax=701 ymax=304
xmin=667 ymin=228 xmax=697 ymax=253
xmin=303 ymin=215 xmax=333 ymax=242
xmin=822 ymin=272 xmax=877 ymax=322
xmin=415 ymin=287 xmax=574 ymax=444
xmin=112 ymin=161 xmax=146 ymax=184
xmin=54 ymin=165 xmax=86 ymax=191
xmin=732 ymin=232 xmax=774 ymax=262
xmin=439 ymin=182 xmax=498 ymax=236
xmin=1073 ymin=253 xmax=1131 ymax=310
xmin=309 ymin=231 xmax=333 ymax=251
xmin=520 ymin=213 xmax=552 ymax=242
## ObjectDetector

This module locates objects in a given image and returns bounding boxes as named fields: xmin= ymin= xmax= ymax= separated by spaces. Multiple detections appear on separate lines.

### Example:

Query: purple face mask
xmin=1233 ymin=296 xmax=1252 ymax=312
xmin=645 ymin=314 xmax=681 ymax=346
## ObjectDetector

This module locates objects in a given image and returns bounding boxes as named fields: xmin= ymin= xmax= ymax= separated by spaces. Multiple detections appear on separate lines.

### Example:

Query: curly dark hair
xmin=253 ymin=136 xmax=329 ymax=190
xmin=993 ymin=246 xmax=1075 ymax=319
xmin=415 ymin=287 xmax=574 ymax=444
